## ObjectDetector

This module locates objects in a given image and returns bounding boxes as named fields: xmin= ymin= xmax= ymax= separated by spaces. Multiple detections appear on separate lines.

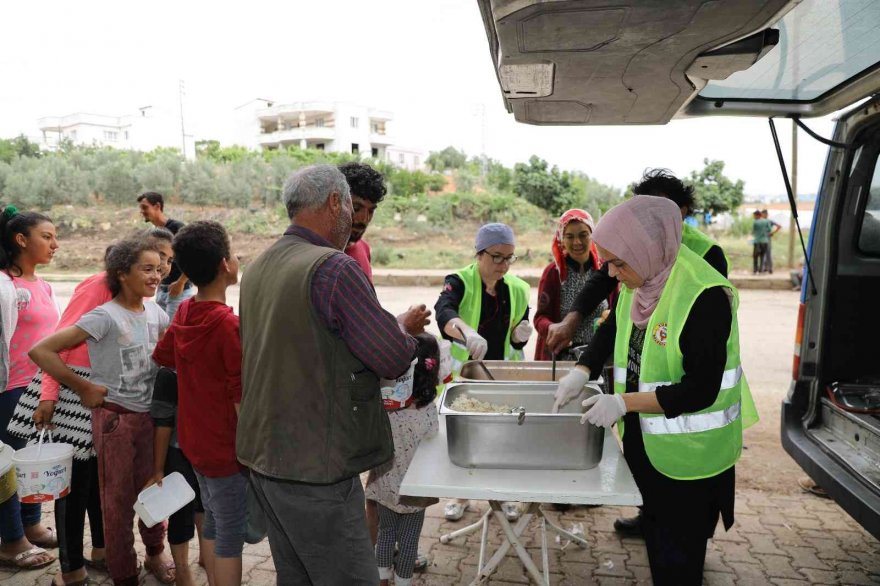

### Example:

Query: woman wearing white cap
xmin=434 ymin=222 xmax=532 ymax=521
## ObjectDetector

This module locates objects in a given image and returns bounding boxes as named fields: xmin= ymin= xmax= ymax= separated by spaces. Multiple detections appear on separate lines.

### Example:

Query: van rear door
xmin=782 ymin=97 xmax=880 ymax=540
xmin=477 ymin=0 xmax=880 ymax=124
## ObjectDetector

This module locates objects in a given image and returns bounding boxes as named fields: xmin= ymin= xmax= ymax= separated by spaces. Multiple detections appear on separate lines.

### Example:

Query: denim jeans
xmin=0 ymin=386 xmax=42 ymax=543
xmin=155 ymin=284 xmax=195 ymax=322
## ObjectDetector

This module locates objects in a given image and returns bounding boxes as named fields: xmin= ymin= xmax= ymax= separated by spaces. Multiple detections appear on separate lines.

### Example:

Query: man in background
xmin=752 ymin=210 xmax=771 ymax=274
xmin=761 ymin=209 xmax=783 ymax=274
xmin=137 ymin=191 xmax=194 ymax=319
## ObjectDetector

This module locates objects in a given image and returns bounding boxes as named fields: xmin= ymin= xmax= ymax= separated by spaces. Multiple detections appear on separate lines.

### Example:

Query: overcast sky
xmin=0 ymin=0 xmax=843 ymax=198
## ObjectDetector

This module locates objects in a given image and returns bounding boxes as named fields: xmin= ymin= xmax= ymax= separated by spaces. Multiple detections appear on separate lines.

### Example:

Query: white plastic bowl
xmin=134 ymin=472 xmax=196 ymax=528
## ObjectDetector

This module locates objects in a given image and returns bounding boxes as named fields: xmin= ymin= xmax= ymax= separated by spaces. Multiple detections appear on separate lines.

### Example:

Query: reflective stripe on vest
xmin=613 ymin=366 xmax=742 ymax=393
xmin=641 ymin=401 xmax=741 ymax=435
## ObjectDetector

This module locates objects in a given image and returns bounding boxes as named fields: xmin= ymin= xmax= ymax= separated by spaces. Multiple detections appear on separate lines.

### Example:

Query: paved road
xmin=4 ymin=288 xmax=878 ymax=585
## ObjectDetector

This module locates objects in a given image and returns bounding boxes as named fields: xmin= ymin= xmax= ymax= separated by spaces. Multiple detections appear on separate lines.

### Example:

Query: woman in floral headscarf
xmin=534 ymin=209 xmax=614 ymax=361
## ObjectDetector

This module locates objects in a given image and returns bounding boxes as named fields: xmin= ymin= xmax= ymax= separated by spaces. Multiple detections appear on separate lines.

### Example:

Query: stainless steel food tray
xmin=439 ymin=382 xmax=604 ymax=470
xmin=459 ymin=360 xmax=576 ymax=382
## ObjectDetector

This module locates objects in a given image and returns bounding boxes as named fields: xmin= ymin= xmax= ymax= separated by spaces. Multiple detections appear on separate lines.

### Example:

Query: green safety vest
xmin=612 ymin=246 xmax=759 ymax=480
xmin=681 ymin=223 xmax=729 ymax=273
xmin=449 ymin=263 xmax=530 ymax=374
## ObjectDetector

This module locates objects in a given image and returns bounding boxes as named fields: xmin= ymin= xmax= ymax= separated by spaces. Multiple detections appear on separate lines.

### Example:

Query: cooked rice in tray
xmin=450 ymin=394 xmax=513 ymax=413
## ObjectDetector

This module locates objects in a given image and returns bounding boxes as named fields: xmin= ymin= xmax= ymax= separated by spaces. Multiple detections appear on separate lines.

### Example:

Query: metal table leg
xmin=441 ymin=502 xmax=589 ymax=585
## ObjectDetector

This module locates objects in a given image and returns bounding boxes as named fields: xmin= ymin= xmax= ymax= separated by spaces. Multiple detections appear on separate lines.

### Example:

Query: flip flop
xmin=0 ymin=546 xmax=56 ymax=569
xmin=144 ymin=557 xmax=176 ymax=584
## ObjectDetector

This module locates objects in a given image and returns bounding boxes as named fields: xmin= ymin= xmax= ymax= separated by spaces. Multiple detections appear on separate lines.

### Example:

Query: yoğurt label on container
xmin=380 ymin=358 xmax=417 ymax=410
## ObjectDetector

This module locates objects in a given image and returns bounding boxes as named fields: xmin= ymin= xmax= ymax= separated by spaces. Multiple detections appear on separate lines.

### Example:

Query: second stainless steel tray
xmin=458 ymin=360 xmax=576 ymax=382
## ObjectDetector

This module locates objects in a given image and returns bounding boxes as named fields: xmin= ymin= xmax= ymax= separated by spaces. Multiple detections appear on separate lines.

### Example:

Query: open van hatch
xmin=477 ymin=0 xmax=880 ymax=124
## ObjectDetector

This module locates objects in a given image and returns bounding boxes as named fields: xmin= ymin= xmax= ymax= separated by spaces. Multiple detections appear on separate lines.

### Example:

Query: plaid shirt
xmin=284 ymin=225 xmax=416 ymax=379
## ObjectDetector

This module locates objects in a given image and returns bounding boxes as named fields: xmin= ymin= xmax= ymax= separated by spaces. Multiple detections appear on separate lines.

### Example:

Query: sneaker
xmin=501 ymin=502 xmax=521 ymax=521
xmin=444 ymin=501 xmax=467 ymax=521
xmin=613 ymin=510 xmax=643 ymax=538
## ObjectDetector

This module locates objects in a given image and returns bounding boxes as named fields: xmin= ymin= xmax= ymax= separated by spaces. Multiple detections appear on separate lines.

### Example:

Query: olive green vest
xmin=237 ymin=234 xmax=393 ymax=483
xmin=449 ymin=263 xmax=530 ymax=374
xmin=612 ymin=246 xmax=758 ymax=480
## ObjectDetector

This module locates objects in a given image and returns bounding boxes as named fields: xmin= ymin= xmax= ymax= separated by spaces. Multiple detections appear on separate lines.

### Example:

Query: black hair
xmin=411 ymin=333 xmax=440 ymax=408
xmin=632 ymin=169 xmax=696 ymax=216
xmin=172 ymin=221 xmax=231 ymax=287
xmin=0 ymin=208 xmax=53 ymax=276
xmin=338 ymin=162 xmax=386 ymax=204
xmin=137 ymin=191 xmax=165 ymax=211
xmin=105 ymin=238 xmax=160 ymax=297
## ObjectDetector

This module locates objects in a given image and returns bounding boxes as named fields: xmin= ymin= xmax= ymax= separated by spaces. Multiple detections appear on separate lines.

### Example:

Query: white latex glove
xmin=463 ymin=330 xmax=488 ymax=361
xmin=552 ymin=368 xmax=590 ymax=413
xmin=580 ymin=394 xmax=627 ymax=428
xmin=511 ymin=320 xmax=533 ymax=344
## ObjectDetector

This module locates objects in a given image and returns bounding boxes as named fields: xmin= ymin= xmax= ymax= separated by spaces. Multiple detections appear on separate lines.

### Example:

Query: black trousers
xmin=753 ymin=243 xmax=768 ymax=273
xmin=165 ymin=446 xmax=203 ymax=545
xmin=55 ymin=456 xmax=105 ymax=573
xmin=642 ymin=509 xmax=709 ymax=585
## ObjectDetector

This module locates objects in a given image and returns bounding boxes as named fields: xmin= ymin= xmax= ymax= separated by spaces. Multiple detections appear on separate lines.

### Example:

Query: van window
xmin=858 ymin=160 xmax=880 ymax=254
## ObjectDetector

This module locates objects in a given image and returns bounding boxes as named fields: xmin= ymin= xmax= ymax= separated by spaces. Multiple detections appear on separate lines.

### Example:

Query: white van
xmin=477 ymin=0 xmax=880 ymax=539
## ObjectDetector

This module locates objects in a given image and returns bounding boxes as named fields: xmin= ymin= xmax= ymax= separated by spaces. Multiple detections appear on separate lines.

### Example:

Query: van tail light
xmin=792 ymin=303 xmax=806 ymax=380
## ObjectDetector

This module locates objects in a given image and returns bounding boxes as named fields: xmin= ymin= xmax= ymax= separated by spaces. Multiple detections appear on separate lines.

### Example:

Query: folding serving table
xmin=400 ymin=419 xmax=642 ymax=585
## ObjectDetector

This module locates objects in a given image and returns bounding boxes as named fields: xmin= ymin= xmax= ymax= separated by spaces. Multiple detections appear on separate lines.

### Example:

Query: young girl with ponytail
xmin=0 ymin=205 xmax=60 ymax=569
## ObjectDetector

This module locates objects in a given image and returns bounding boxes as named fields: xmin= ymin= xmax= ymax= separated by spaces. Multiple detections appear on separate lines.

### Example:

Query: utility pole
xmin=179 ymin=79 xmax=187 ymax=159
xmin=788 ymin=119 xmax=798 ymax=267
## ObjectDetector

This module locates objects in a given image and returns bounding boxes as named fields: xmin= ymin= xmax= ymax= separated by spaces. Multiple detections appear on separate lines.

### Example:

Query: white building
xmin=249 ymin=101 xmax=394 ymax=160
xmin=37 ymin=105 xmax=195 ymax=159
xmin=385 ymin=145 xmax=426 ymax=171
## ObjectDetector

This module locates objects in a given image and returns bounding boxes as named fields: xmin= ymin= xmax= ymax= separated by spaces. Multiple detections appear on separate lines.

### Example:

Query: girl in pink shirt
xmin=0 ymin=208 xmax=59 ymax=570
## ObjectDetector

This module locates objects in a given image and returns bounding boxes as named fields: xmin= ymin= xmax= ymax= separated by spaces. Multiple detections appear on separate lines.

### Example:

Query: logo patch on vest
xmin=652 ymin=322 xmax=668 ymax=346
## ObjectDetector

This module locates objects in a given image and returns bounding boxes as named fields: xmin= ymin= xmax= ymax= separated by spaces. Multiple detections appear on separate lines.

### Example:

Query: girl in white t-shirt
xmin=30 ymin=238 xmax=177 ymax=585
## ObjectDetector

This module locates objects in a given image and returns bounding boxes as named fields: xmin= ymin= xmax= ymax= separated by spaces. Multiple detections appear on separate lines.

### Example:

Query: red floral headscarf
xmin=552 ymin=209 xmax=600 ymax=282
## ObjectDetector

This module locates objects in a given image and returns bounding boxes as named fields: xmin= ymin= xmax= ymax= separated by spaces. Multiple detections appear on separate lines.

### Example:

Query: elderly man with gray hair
xmin=237 ymin=164 xmax=418 ymax=584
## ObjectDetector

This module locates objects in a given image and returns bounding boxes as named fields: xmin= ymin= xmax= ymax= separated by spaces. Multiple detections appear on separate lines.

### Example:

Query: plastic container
xmin=134 ymin=472 xmax=196 ymax=528
xmin=13 ymin=430 xmax=74 ymax=503
xmin=380 ymin=358 xmax=417 ymax=409
xmin=0 ymin=442 xmax=16 ymax=502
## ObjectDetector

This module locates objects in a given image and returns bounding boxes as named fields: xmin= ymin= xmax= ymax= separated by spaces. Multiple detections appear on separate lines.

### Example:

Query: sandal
xmin=29 ymin=527 xmax=59 ymax=549
xmin=144 ymin=557 xmax=176 ymax=584
xmin=0 ymin=546 xmax=56 ymax=569
xmin=798 ymin=477 xmax=831 ymax=499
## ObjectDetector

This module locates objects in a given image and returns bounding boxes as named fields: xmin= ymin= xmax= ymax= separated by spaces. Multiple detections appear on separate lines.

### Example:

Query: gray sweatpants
xmin=250 ymin=472 xmax=379 ymax=586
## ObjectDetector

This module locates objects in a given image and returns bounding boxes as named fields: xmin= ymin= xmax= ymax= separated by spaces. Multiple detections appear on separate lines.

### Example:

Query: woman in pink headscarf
xmin=533 ymin=209 xmax=613 ymax=361
xmin=552 ymin=196 xmax=757 ymax=586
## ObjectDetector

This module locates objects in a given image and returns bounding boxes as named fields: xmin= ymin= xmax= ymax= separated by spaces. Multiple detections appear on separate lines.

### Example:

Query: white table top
xmin=400 ymin=417 xmax=643 ymax=506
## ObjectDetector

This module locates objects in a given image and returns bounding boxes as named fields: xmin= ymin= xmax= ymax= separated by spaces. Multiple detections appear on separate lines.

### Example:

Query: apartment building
xmin=253 ymin=101 xmax=395 ymax=159
xmin=37 ymin=105 xmax=195 ymax=159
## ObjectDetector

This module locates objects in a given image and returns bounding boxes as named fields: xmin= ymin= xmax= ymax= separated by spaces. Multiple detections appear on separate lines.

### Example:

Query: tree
xmin=0 ymin=135 xmax=42 ymax=164
xmin=426 ymin=146 xmax=467 ymax=172
xmin=513 ymin=155 xmax=576 ymax=215
xmin=687 ymin=159 xmax=745 ymax=215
